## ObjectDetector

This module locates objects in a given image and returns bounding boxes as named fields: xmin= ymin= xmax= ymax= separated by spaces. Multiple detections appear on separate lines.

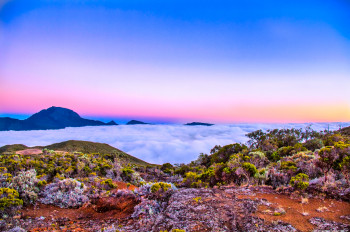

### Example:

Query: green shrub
xmin=242 ymin=162 xmax=257 ymax=176
xmin=151 ymin=182 xmax=172 ymax=193
xmin=280 ymin=161 xmax=297 ymax=172
xmin=101 ymin=179 xmax=118 ymax=189
xmin=290 ymin=173 xmax=309 ymax=191
xmin=37 ymin=180 xmax=47 ymax=187
xmin=0 ymin=188 xmax=23 ymax=219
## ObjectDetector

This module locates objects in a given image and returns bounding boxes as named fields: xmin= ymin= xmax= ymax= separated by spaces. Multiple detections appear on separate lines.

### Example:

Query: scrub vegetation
xmin=0 ymin=126 xmax=349 ymax=231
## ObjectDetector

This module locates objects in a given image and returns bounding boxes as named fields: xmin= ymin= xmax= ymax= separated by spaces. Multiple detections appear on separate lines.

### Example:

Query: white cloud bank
xmin=0 ymin=122 xmax=348 ymax=164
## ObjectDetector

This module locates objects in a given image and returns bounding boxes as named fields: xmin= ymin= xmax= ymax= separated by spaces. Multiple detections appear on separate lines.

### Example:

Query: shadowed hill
xmin=0 ymin=144 xmax=28 ymax=154
xmin=339 ymin=126 xmax=350 ymax=136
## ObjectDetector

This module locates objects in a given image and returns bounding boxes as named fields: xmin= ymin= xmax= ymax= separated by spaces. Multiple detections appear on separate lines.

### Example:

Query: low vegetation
xmin=0 ymin=126 xmax=349 ymax=231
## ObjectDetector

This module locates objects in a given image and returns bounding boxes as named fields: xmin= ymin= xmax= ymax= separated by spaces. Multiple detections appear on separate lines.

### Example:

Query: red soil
xmin=238 ymin=192 xmax=350 ymax=232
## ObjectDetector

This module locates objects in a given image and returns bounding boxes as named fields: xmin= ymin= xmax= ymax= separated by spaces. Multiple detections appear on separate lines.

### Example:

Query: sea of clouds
xmin=0 ymin=122 xmax=348 ymax=164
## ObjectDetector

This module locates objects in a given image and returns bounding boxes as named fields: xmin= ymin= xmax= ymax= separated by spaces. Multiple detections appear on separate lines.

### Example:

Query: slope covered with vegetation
xmin=0 ymin=126 xmax=349 ymax=231
xmin=0 ymin=140 xmax=151 ymax=166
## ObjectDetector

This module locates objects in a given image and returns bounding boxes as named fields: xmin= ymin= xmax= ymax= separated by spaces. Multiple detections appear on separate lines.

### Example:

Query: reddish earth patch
xmin=114 ymin=181 xmax=137 ymax=191
xmin=16 ymin=149 xmax=44 ymax=155
xmin=15 ymin=149 xmax=67 ymax=155
xmin=238 ymin=192 xmax=350 ymax=232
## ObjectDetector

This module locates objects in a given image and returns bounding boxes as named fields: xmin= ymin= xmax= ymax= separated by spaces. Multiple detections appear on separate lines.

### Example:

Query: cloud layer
xmin=0 ymin=123 xmax=348 ymax=164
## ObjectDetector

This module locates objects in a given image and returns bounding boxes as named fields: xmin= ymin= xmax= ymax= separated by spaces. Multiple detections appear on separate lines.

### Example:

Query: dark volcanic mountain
xmin=126 ymin=120 xmax=149 ymax=125
xmin=0 ymin=107 xmax=117 ymax=131
xmin=185 ymin=122 xmax=214 ymax=126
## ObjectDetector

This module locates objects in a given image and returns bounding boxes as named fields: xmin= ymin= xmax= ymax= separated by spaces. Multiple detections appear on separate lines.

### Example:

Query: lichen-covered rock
xmin=125 ymin=188 xmax=297 ymax=232
xmin=309 ymin=217 xmax=350 ymax=231
xmin=39 ymin=178 xmax=88 ymax=208
xmin=5 ymin=226 xmax=26 ymax=232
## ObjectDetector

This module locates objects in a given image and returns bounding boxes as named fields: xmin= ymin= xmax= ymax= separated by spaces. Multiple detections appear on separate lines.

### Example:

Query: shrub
xmin=340 ymin=155 xmax=350 ymax=186
xmin=151 ymin=182 xmax=171 ymax=193
xmin=0 ymin=172 xmax=12 ymax=188
xmin=290 ymin=173 xmax=309 ymax=191
xmin=182 ymin=172 xmax=198 ymax=187
xmin=317 ymin=146 xmax=339 ymax=182
xmin=10 ymin=169 xmax=39 ymax=205
xmin=40 ymin=178 xmax=88 ymax=208
xmin=242 ymin=162 xmax=257 ymax=177
xmin=0 ymin=188 xmax=23 ymax=219
xmin=161 ymin=163 xmax=174 ymax=172
xmin=100 ymin=179 xmax=118 ymax=190
xmin=303 ymin=139 xmax=324 ymax=151
xmin=280 ymin=161 xmax=297 ymax=172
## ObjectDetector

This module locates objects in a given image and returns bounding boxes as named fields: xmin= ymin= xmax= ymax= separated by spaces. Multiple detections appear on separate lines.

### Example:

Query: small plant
xmin=37 ymin=180 xmax=47 ymax=187
xmin=40 ymin=178 xmax=88 ymax=208
xmin=101 ymin=179 xmax=118 ymax=189
xmin=273 ymin=207 xmax=285 ymax=216
xmin=10 ymin=169 xmax=39 ymax=205
xmin=193 ymin=196 xmax=202 ymax=203
xmin=290 ymin=173 xmax=309 ymax=192
xmin=0 ymin=188 xmax=23 ymax=219
xmin=150 ymin=182 xmax=171 ymax=193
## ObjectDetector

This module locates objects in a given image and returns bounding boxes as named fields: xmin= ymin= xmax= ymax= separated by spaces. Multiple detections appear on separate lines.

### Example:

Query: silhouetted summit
xmin=126 ymin=120 xmax=149 ymax=125
xmin=0 ymin=106 xmax=117 ymax=131
xmin=185 ymin=122 xmax=214 ymax=126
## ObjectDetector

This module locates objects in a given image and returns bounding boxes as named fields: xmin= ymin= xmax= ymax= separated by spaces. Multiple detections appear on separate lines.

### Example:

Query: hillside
xmin=0 ymin=144 xmax=28 ymax=154
xmin=0 ymin=140 xmax=151 ymax=166
xmin=340 ymin=126 xmax=350 ymax=136
xmin=0 ymin=106 xmax=118 ymax=131
xmin=43 ymin=140 xmax=151 ymax=166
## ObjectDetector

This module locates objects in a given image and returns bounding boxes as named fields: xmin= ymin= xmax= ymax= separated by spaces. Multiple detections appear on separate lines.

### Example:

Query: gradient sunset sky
xmin=0 ymin=0 xmax=349 ymax=123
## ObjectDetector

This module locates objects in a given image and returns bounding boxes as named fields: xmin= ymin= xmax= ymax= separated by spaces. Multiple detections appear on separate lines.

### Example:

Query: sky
xmin=0 ymin=0 xmax=350 ymax=123
xmin=0 ymin=122 xmax=348 ymax=164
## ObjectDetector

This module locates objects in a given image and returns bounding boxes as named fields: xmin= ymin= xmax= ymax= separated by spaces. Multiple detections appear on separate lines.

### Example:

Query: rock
xmin=340 ymin=215 xmax=350 ymax=221
xmin=309 ymin=217 xmax=350 ymax=231
xmin=6 ymin=227 xmax=26 ymax=232
xmin=316 ymin=206 xmax=329 ymax=212
xmin=95 ymin=190 xmax=140 ymax=213
xmin=124 ymin=188 xmax=297 ymax=232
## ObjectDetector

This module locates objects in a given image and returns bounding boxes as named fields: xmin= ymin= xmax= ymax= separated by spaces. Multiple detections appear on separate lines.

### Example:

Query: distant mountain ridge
xmin=0 ymin=106 xmax=117 ymax=131
xmin=185 ymin=122 xmax=214 ymax=126
xmin=126 ymin=120 xmax=149 ymax=125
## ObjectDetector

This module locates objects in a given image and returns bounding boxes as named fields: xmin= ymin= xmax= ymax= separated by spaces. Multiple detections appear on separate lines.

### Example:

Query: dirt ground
xmin=15 ymin=149 xmax=67 ymax=155
xmin=19 ymin=186 xmax=350 ymax=232
xmin=238 ymin=191 xmax=350 ymax=232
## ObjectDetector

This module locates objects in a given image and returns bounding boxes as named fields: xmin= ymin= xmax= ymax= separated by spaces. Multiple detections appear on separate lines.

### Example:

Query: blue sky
xmin=1 ymin=0 xmax=349 ymax=123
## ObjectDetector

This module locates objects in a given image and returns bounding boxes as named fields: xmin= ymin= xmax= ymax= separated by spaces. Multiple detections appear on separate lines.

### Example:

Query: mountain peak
xmin=185 ymin=122 xmax=214 ymax=126
xmin=126 ymin=120 xmax=149 ymax=125
xmin=0 ymin=107 xmax=117 ymax=131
